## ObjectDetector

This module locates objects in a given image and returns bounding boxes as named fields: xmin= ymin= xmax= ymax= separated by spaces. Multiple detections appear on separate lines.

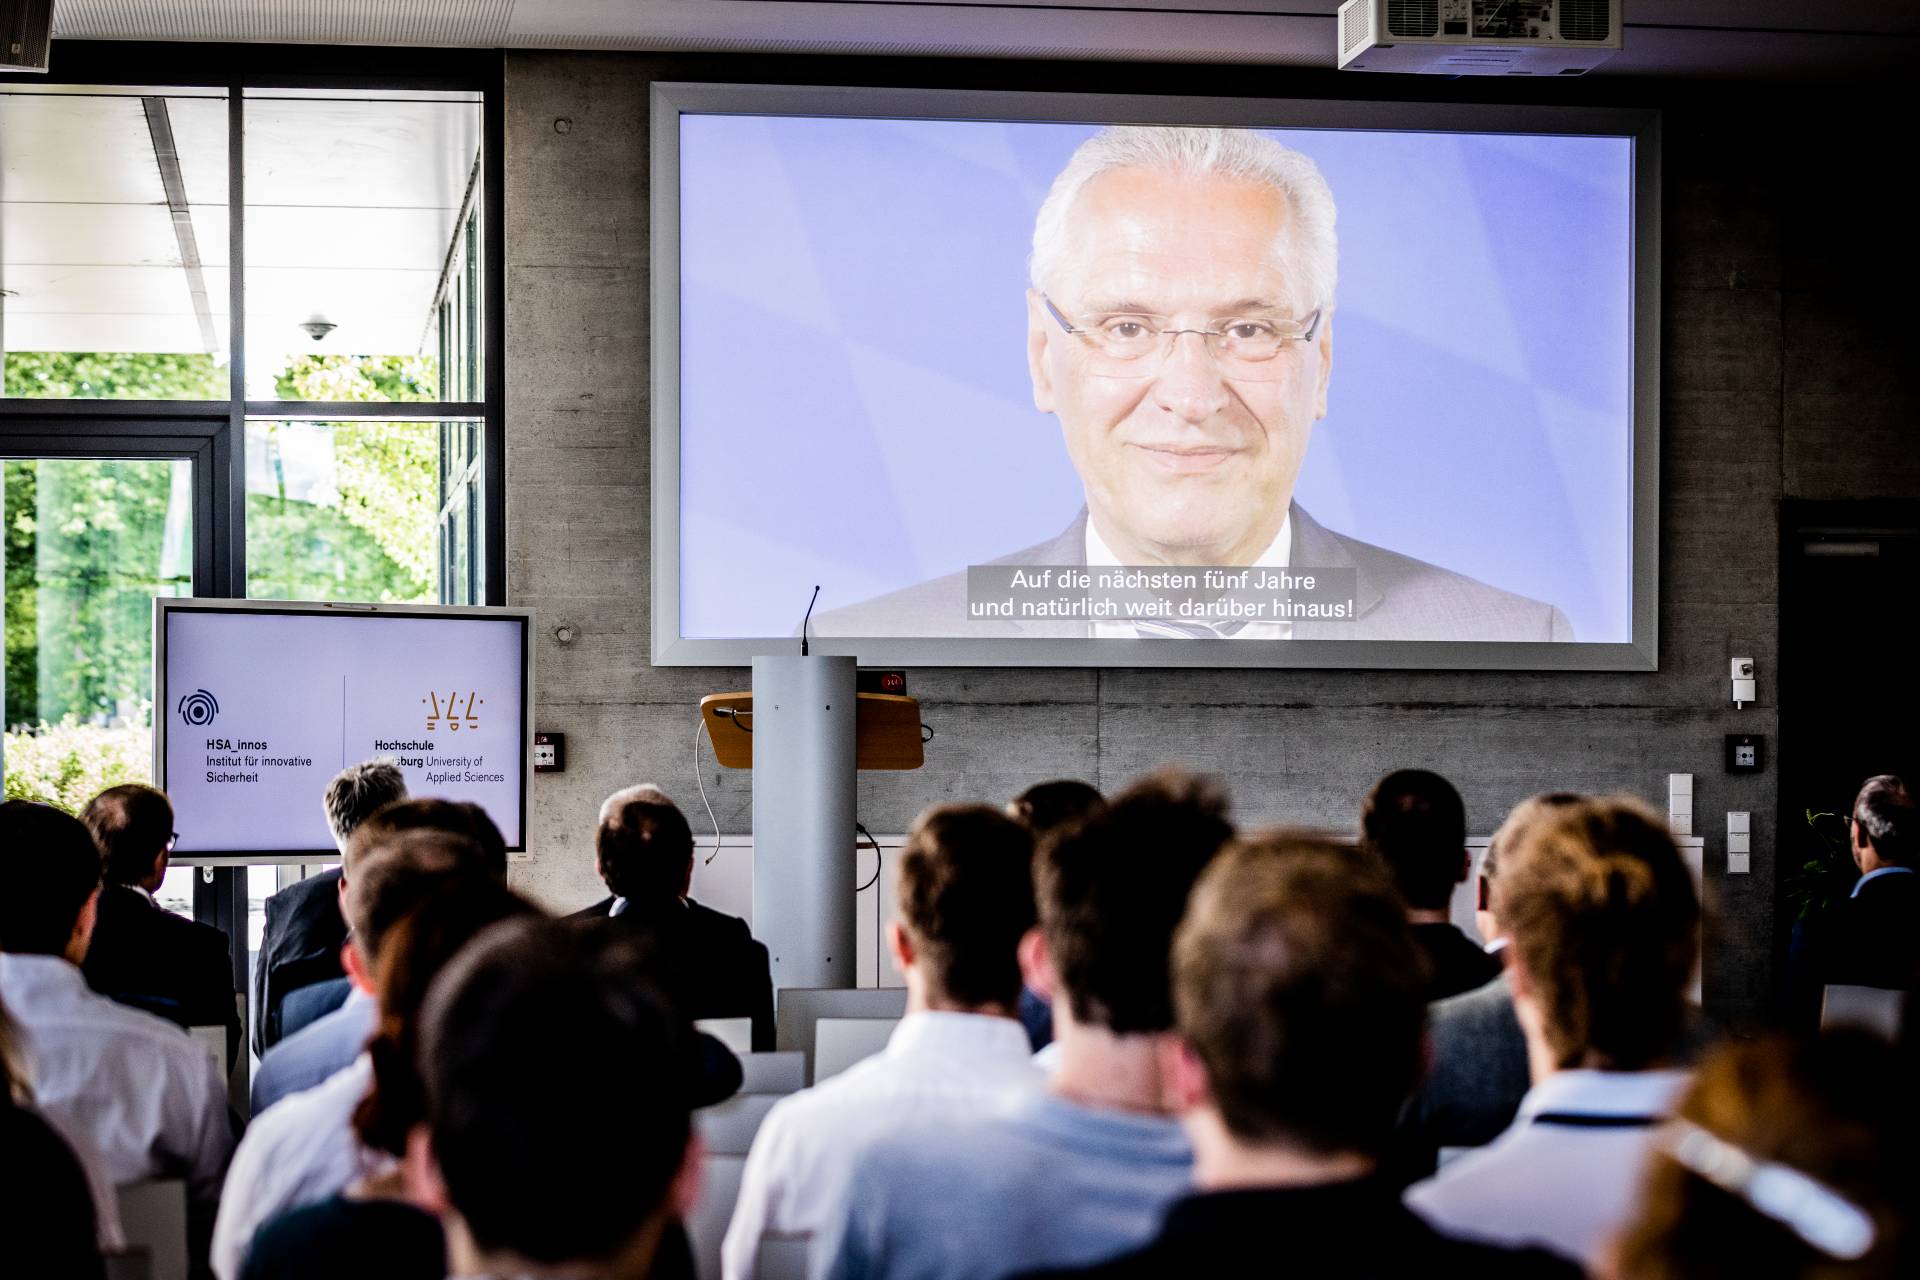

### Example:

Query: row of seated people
xmin=3 ymin=764 xmax=1917 ymax=1279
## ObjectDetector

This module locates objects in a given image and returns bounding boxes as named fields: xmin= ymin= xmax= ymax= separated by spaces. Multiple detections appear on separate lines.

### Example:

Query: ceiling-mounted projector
xmin=1337 ymin=0 xmax=1620 ymax=76
xmin=1 ymin=0 xmax=53 ymax=72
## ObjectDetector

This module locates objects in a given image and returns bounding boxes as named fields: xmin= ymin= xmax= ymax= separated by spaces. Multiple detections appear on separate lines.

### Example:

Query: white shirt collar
xmin=884 ymin=1010 xmax=1034 ymax=1063
xmin=1085 ymin=512 xmax=1292 ymax=570
xmin=1516 ymin=1068 xmax=1692 ymax=1123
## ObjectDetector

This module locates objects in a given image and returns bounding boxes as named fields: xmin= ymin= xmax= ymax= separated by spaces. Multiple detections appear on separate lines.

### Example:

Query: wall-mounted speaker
xmin=2 ymin=0 xmax=54 ymax=73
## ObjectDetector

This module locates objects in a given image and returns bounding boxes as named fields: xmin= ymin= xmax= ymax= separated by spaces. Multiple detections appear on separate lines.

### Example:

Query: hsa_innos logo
xmin=178 ymin=689 xmax=220 ymax=726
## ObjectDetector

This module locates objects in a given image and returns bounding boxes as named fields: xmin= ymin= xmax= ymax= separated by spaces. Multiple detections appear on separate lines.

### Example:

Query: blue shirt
xmin=249 ymin=988 xmax=377 ymax=1115
xmin=1852 ymin=865 xmax=1915 ymax=898
xmin=814 ymin=1090 xmax=1192 ymax=1280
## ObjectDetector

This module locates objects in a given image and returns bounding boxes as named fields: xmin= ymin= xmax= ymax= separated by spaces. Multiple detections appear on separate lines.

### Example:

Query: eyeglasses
xmin=167 ymin=831 xmax=180 ymax=851
xmin=1043 ymin=295 xmax=1323 ymax=382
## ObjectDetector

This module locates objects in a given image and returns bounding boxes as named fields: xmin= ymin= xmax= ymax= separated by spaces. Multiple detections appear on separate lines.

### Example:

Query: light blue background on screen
xmin=677 ymin=116 xmax=1634 ymax=642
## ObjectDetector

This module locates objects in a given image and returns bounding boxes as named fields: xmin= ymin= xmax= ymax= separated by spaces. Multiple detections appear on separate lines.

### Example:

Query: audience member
xmin=815 ymin=770 xmax=1233 ymax=1280
xmin=252 ymin=797 xmax=506 ymax=1114
xmin=723 ymin=805 xmax=1042 ymax=1278
xmin=1006 ymin=779 xmax=1107 ymax=1053
xmin=1608 ymin=1032 xmax=1916 ymax=1280
xmin=4 ymin=1001 xmax=107 ymax=1280
xmin=1797 ymin=775 xmax=1918 ymax=1001
xmin=1392 ymin=794 xmax=1580 ymax=1182
xmin=1019 ymin=836 xmax=1579 ymax=1279
xmin=1360 ymin=768 xmax=1501 ymax=1001
xmin=214 ymin=829 xmax=497 ymax=1280
xmin=238 ymin=874 xmax=540 ymax=1280
xmin=253 ymin=760 xmax=407 ymax=1055
xmin=0 ymin=800 xmax=235 ymax=1261
xmin=574 ymin=784 xmax=775 ymax=1050
xmin=1407 ymin=796 xmax=1701 ymax=1268
xmin=402 ymin=917 xmax=704 ymax=1280
xmin=80 ymin=782 xmax=242 ymax=1062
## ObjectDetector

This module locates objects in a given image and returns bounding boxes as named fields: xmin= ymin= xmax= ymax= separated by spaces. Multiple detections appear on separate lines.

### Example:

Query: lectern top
xmin=699 ymin=691 xmax=924 ymax=771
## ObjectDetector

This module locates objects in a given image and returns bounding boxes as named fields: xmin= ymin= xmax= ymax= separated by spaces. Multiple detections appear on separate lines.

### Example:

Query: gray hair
xmin=324 ymin=759 xmax=409 ymax=852
xmin=1852 ymin=774 xmax=1914 ymax=867
xmin=1029 ymin=125 xmax=1339 ymax=315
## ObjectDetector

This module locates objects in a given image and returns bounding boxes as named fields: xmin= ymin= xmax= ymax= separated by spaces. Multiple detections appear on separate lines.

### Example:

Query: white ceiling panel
xmin=4 ymin=311 xmax=228 ymax=355
xmin=1 ymin=202 xmax=185 ymax=267
xmin=0 ymin=263 xmax=206 ymax=314
xmin=244 ymin=96 xmax=480 ymax=209
xmin=246 ymin=205 xmax=461 ymax=273
xmin=0 ymin=94 xmax=166 ymax=204
xmin=245 ymin=265 xmax=441 ymax=355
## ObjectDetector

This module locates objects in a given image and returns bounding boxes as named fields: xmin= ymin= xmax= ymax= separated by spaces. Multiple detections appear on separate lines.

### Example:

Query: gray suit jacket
xmin=812 ymin=504 xmax=1573 ymax=641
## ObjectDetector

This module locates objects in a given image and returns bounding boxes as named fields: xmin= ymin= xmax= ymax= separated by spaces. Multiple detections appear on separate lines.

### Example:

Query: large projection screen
xmin=652 ymin=85 xmax=1659 ymax=670
xmin=155 ymin=598 xmax=533 ymax=857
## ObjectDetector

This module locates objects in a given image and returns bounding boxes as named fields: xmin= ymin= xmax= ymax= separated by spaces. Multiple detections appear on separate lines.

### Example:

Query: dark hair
xmin=1852 ymin=775 xmax=1914 ymax=869
xmin=418 ymin=917 xmax=696 ymax=1266
xmin=1176 ymin=835 xmax=1428 ymax=1155
xmin=80 ymin=784 xmax=175 ymax=887
xmin=0 ymin=802 xmax=103 ymax=956
xmin=344 ymin=830 xmax=493 ymax=965
xmin=597 ymin=793 xmax=694 ymax=904
xmin=1501 ymin=796 xmax=1699 ymax=1071
xmin=1614 ymin=1032 xmax=1917 ymax=1280
xmin=354 ymin=876 xmax=541 ymax=1157
xmin=1359 ymin=769 xmax=1467 ymax=911
xmin=1037 ymin=768 xmax=1234 ymax=1034
xmin=896 ymin=805 xmax=1035 ymax=1010
xmin=1008 ymin=780 xmax=1107 ymax=838
xmin=346 ymin=799 xmax=507 ymax=880
xmin=324 ymin=760 xmax=408 ymax=848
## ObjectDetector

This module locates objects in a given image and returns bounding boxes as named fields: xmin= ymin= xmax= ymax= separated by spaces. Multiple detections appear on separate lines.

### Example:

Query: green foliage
xmin=2 ymin=718 xmax=152 ymax=809
xmin=274 ymin=353 xmax=437 ymax=403
xmin=2 ymin=350 xmax=226 ymax=400
xmin=1784 ymin=808 xmax=1859 ymax=924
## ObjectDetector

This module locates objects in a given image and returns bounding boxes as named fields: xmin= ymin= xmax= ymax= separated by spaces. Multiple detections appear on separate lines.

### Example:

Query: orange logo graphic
xmin=423 ymin=690 xmax=484 ymax=732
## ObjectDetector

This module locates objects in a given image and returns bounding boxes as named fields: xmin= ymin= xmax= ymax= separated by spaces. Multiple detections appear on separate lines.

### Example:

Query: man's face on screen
xmin=1027 ymin=167 xmax=1332 ymax=566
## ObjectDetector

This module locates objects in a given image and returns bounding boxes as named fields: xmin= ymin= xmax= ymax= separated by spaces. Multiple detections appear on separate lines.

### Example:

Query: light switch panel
xmin=1727 ymin=811 xmax=1750 ymax=835
xmin=1729 ymin=852 xmax=1751 ymax=874
xmin=1728 ymin=831 xmax=1751 ymax=854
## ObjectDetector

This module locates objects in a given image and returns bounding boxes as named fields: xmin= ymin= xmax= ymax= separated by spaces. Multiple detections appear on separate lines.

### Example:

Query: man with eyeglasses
xmin=1792 ymin=774 xmax=1920 ymax=1012
xmin=80 ymin=782 xmax=242 ymax=1065
xmin=815 ymin=125 xmax=1572 ymax=642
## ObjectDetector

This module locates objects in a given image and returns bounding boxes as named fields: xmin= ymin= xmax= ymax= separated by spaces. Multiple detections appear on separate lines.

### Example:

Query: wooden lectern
xmin=699 ymin=691 xmax=924 ymax=771
xmin=701 ymin=657 xmax=922 ymax=991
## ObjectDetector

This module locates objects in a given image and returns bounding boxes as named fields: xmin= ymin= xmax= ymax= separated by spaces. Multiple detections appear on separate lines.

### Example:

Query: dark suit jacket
xmin=1414 ymin=923 xmax=1504 ymax=1003
xmin=570 ymin=896 xmax=776 ymax=1051
xmin=253 ymin=867 xmax=348 ymax=1055
xmin=82 ymin=883 xmax=241 ymax=1064
xmin=812 ymin=504 xmax=1574 ymax=641
xmin=1806 ymin=869 xmax=1920 ymax=991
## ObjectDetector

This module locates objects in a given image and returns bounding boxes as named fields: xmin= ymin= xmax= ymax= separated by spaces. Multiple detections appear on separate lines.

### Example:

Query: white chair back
xmin=813 ymin=1018 xmax=897 ymax=1085
xmin=1821 ymin=984 xmax=1907 ymax=1038
xmin=687 ymin=1153 xmax=746 ymax=1280
xmin=739 ymin=1050 xmax=806 ymax=1096
xmin=695 ymin=1017 xmax=754 ymax=1054
xmin=116 ymin=1180 xmax=187 ymax=1280
xmin=775 ymin=988 xmax=907 ymax=1079
xmin=697 ymin=1091 xmax=783 ymax=1156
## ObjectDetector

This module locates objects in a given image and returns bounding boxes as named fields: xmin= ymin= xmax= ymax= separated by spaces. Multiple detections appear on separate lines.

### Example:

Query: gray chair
xmin=739 ymin=1050 xmax=806 ymax=1096
xmin=116 ymin=1180 xmax=187 ymax=1280
xmin=774 ymin=988 xmax=907 ymax=1081
xmin=696 ymin=1017 xmax=754 ymax=1055
xmin=1821 ymin=984 xmax=1906 ymax=1039
xmin=813 ymin=1017 xmax=898 ymax=1084
xmin=686 ymin=1153 xmax=746 ymax=1280
xmin=759 ymin=1235 xmax=810 ymax=1280
xmin=698 ymin=1091 xmax=783 ymax=1156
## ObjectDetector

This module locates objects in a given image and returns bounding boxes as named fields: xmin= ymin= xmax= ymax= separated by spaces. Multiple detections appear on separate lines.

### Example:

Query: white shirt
xmin=1406 ymin=1067 xmax=1692 ymax=1268
xmin=1086 ymin=514 xmax=1295 ymax=640
xmin=212 ymin=1054 xmax=379 ymax=1280
xmin=0 ymin=953 xmax=233 ymax=1211
xmin=720 ymin=1011 xmax=1041 ymax=1280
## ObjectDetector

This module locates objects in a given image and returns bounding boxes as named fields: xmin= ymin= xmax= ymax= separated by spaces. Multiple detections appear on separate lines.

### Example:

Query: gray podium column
xmin=750 ymin=655 xmax=857 ymax=990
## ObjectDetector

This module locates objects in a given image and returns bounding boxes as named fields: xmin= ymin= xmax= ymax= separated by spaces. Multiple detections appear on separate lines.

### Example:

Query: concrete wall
xmin=503 ymin=54 xmax=1916 ymax=1024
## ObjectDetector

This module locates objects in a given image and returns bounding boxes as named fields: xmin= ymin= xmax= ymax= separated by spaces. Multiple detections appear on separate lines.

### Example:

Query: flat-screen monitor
xmin=155 ymin=599 xmax=532 ymax=856
xmin=651 ymin=85 xmax=1658 ymax=670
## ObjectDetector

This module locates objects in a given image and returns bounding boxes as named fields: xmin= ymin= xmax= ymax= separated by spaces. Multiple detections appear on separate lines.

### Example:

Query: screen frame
xmin=650 ymin=82 xmax=1660 ymax=671
xmin=153 ymin=596 xmax=535 ymax=860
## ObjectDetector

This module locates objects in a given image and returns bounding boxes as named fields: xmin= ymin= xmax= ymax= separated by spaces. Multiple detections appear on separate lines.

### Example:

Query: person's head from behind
xmin=354 ymin=875 xmax=543 ymax=1160
xmin=1359 ymin=768 xmax=1468 ymax=918
xmin=349 ymin=798 xmax=509 ymax=881
xmin=891 ymin=805 xmax=1035 ymax=1016
xmin=1170 ymin=835 xmax=1427 ymax=1175
xmin=1032 ymin=767 xmax=1235 ymax=1042
xmin=1610 ymin=1032 xmax=1916 ymax=1280
xmin=1026 ymin=126 xmax=1338 ymax=568
xmin=1849 ymin=775 xmax=1913 ymax=875
xmin=340 ymin=829 xmax=495 ymax=995
xmin=1478 ymin=792 xmax=1584 ymax=947
xmin=1499 ymin=796 xmax=1699 ymax=1073
xmin=1007 ymin=780 xmax=1107 ymax=838
xmin=0 ymin=801 xmax=103 ymax=964
xmin=324 ymin=759 xmax=409 ymax=854
xmin=406 ymin=918 xmax=702 ymax=1278
xmin=595 ymin=786 xmax=694 ymax=908
xmin=80 ymin=784 xmax=175 ymax=893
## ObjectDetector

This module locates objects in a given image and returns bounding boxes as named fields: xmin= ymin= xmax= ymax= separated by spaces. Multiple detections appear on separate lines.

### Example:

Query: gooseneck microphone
xmin=801 ymin=584 xmax=821 ymax=655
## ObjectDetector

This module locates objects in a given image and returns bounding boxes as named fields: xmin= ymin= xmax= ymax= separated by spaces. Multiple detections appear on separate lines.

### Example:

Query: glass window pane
xmin=157 ymin=864 xmax=197 ymax=920
xmin=2 ymin=458 xmax=194 ymax=806
xmin=246 ymin=418 xmax=483 ymax=604
xmin=1 ymin=86 xmax=231 ymax=400
xmin=244 ymin=91 xmax=482 ymax=402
